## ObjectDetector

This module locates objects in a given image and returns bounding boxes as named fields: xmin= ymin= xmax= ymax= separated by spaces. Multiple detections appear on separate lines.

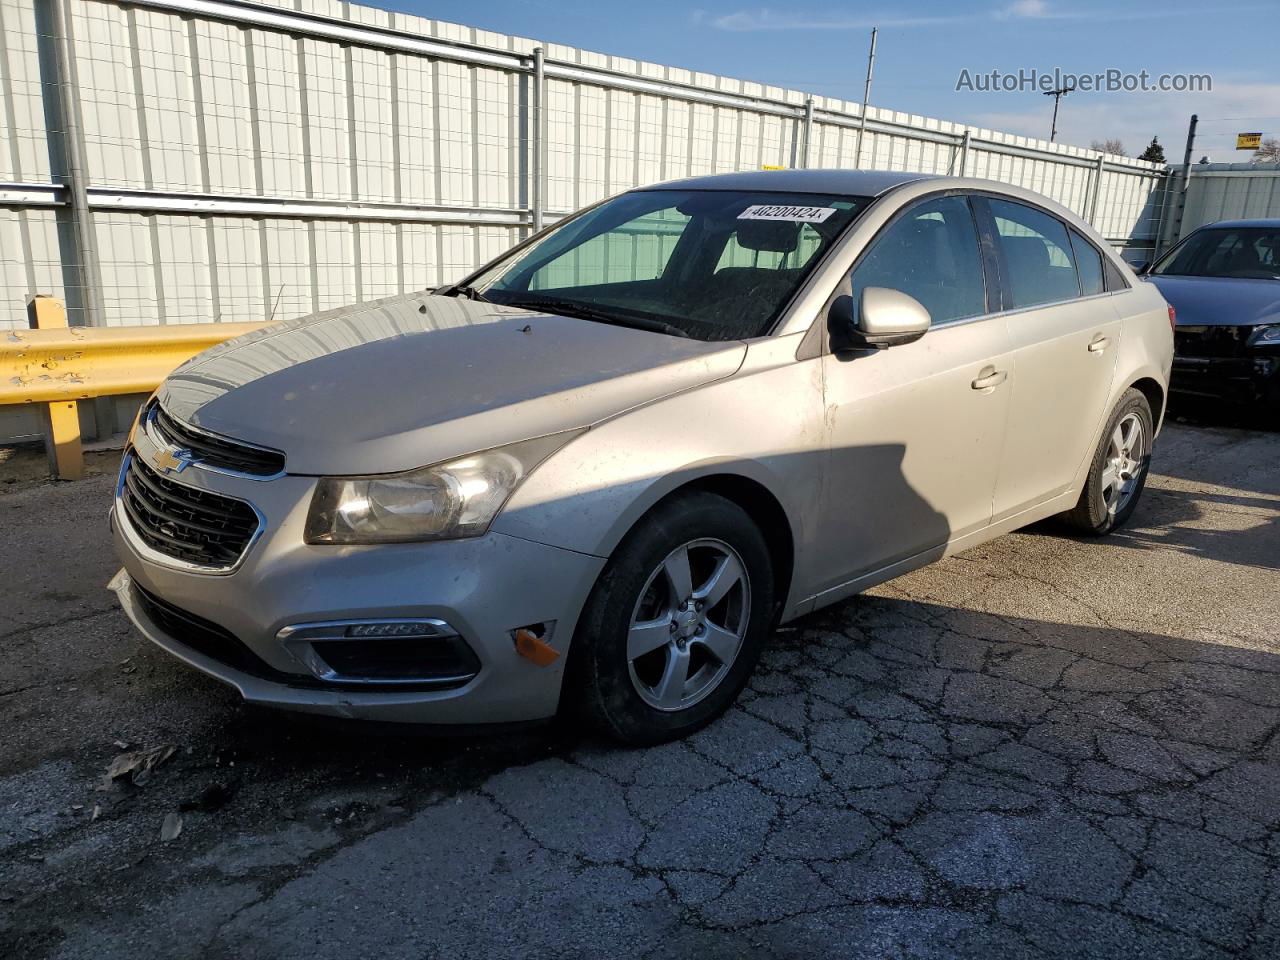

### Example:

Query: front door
xmin=814 ymin=194 xmax=1013 ymax=597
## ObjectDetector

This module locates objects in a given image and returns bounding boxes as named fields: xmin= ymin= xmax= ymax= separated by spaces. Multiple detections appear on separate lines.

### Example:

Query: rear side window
xmin=989 ymin=199 xmax=1080 ymax=308
xmin=1069 ymin=229 xmax=1105 ymax=296
xmin=850 ymin=196 xmax=987 ymax=325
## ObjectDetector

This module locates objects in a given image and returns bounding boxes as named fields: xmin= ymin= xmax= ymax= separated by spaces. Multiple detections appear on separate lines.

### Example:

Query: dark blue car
xmin=1144 ymin=218 xmax=1280 ymax=410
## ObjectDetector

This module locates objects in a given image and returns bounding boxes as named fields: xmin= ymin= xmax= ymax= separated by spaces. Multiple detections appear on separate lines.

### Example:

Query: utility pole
xmin=1043 ymin=82 xmax=1074 ymax=142
xmin=1179 ymin=113 xmax=1198 ymax=189
xmin=1162 ymin=112 xmax=1199 ymax=253
xmin=854 ymin=27 xmax=877 ymax=168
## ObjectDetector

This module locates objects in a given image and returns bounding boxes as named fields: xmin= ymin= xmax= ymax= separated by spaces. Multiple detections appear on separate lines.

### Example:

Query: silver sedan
xmin=110 ymin=170 xmax=1173 ymax=743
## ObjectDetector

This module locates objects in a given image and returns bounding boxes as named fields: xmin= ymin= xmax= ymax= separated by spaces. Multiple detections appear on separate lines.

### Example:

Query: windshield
xmin=1153 ymin=226 xmax=1280 ymax=280
xmin=459 ymin=189 xmax=870 ymax=341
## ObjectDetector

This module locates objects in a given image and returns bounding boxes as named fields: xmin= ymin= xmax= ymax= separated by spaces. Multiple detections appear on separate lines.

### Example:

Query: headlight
xmin=304 ymin=430 xmax=582 ymax=544
xmin=128 ymin=391 xmax=159 ymax=447
xmin=1248 ymin=324 xmax=1280 ymax=347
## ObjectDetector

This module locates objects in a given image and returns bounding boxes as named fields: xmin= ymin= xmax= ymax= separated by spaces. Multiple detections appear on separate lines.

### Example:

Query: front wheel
xmin=569 ymin=492 xmax=774 ymax=745
xmin=1060 ymin=387 xmax=1154 ymax=535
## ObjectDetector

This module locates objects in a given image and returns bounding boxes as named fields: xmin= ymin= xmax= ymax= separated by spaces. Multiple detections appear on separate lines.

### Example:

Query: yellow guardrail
xmin=2 ymin=296 xmax=260 ymax=479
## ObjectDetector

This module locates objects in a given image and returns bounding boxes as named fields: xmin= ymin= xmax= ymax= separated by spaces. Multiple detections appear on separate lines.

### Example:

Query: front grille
xmin=120 ymin=453 xmax=260 ymax=568
xmin=150 ymin=404 xmax=285 ymax=477
xmin=133 ymin=584 xmax=285 ymax=681
xmin=1175 ymin=325 xmax=1251 ymax=359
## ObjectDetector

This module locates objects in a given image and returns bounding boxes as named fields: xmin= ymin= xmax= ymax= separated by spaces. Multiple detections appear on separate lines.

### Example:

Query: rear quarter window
xmin=1069 ymin=229 xmax=1106 ymax=296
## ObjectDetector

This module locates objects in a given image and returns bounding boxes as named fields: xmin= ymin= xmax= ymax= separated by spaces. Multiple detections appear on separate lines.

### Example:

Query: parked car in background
xmin=110 ymin=170 xmax=1173 ymax=744
xmin=1144 ymin=218 xmax=1280 ymax=411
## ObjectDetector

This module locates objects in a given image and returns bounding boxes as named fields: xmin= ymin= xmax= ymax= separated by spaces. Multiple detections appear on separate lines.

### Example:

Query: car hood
xmin=1146 ymin=275 xmax=1280 ymax=328
xmin=158 ymin=294 xmax=746 ymax=475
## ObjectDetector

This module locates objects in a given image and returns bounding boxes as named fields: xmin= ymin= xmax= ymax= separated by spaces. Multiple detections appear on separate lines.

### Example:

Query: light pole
xmin=854 ymin=28 xmax=877 ymax=168
xmin=1044 ymin=83 xmax=1074 ymax=142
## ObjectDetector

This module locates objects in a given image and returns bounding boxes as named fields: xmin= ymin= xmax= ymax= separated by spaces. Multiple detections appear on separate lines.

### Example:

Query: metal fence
xmin=1152 ymin=162 xmax=1280 ymax=255
xmin=0 ymin=0 xmax=1169 ymax=337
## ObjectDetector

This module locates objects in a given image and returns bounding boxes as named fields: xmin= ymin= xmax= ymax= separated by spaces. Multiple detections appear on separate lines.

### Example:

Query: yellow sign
xmin=761 ymin=164 xmax=788 ymax=170
xmin=1237 ymin=132 xmax=1263 ymax=150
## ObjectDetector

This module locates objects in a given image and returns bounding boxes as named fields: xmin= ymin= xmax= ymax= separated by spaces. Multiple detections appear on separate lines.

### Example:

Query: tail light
xmin=1167 ymin=304 xmax=1176 ymax=332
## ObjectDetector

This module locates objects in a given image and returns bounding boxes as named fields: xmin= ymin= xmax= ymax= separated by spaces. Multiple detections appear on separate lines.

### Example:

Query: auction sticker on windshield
xmin=737 ymin=204 xmax=837 ymax=223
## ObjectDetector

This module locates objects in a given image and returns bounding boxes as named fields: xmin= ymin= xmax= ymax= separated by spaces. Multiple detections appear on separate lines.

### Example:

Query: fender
xmin=493 ymin=336 xmax=827 ymax=613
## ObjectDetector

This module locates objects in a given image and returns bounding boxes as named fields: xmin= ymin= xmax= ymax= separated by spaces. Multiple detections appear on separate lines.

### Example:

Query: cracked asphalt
xmin=2 ymin=418 xmax=1278 ymax=959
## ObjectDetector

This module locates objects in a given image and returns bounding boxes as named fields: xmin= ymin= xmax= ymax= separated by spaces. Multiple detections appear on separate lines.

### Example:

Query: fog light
xmin=276 ymin=618 xmax=480 ymax=687
xmin=344 ymin=621 xmax=446 ymax=639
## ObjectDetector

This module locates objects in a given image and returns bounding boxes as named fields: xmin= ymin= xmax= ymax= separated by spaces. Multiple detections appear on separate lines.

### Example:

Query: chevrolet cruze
xmin=110 ymin=170 xmax=1173 ymax=744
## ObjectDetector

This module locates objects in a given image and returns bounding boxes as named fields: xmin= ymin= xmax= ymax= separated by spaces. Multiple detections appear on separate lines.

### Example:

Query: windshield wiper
xmin=499 ymin=296 xmax=690 ymax=339
xmin=438 ymin=284 xmax=489 ymax=301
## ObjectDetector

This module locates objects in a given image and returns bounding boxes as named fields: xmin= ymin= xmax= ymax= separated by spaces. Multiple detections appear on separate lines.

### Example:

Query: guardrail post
xmin=28 ymin=295 xmax=84 ymax=480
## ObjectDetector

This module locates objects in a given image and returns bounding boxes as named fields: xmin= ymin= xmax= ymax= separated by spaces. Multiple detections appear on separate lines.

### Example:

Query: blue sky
xmin=387 ymin=0 xmax=1279 ymax=162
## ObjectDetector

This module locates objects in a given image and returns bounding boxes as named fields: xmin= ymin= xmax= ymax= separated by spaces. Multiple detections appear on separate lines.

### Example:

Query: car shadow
xmin=1109 ymin=484 xmax=1280 ymax=572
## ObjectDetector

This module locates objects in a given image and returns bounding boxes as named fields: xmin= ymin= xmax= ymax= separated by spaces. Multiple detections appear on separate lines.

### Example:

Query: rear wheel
xmin=1061 ymin=388 xmax=1153 ymax=535
xmin=569 ymin=492 xmax=774 ymax=745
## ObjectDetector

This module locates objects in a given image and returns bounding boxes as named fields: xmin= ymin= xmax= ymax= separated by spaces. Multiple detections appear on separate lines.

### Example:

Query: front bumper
xmin=110 ymin=450 xmax=606 ymax=724
xmin=1170 ymin=353 xmax=1280 ymax=404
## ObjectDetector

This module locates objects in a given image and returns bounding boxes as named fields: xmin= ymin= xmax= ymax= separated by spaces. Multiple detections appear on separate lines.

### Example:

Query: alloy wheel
xmin=1100 ymin=412 xmax=1147 ymax=517
xmin=626 ymin=538 xmax=751 ymax=712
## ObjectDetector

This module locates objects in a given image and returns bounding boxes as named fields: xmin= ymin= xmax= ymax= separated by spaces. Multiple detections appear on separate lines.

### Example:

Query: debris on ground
xmin=159 ymin=812 xmax=183 ymax=842
xmin=101 ymin=744 xmax=176 ymax=788
xmin=179 ymin=781 xmax=237 ymax=814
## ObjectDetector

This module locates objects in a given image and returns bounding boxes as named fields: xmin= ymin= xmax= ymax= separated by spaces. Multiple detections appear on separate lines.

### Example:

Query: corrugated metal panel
xmin=1169 ymin=163 xmax=1280 ymax=245
xmin=0 ymin=0 xmax=1166 ymax=335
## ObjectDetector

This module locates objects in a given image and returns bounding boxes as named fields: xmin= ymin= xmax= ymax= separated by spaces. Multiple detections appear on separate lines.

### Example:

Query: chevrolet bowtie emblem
xmin=153 ymin=448 xmax=188 ymax=474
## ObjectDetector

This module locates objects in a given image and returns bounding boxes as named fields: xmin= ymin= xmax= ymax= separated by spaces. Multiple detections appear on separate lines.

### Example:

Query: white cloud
xmin=967 ymin=81 xmax=1280 ymax=162
xmin=707 ymin=8 xmax=961 ymax=31
xmin=991 ymin=0 xmax=1267 ymax=23
xmin=997 ymin=0 xmax=1051 ymax=18
xmin=706 ymin=2 xmax=1250 ymax=31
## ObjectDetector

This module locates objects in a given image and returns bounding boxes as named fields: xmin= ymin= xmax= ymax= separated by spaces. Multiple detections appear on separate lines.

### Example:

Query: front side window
xmin=989 ymin=198 xmax=1080 ymax=308
xmin=468 ymin=190 xmax=869 ymax=341
xmin=849 ymin=195 xmax=987 ymax=325
xmin=1153 ymin=226 xmax=1280 ymax=280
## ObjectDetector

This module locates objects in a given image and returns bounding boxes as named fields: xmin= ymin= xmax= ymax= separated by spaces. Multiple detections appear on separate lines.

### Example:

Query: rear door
xmin=979 ymin=197 xmax=1123 ymax=521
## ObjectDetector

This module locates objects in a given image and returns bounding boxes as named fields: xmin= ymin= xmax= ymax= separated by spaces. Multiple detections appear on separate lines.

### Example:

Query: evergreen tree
xmin=1138 ymin=137 xmax=1166 ymax=164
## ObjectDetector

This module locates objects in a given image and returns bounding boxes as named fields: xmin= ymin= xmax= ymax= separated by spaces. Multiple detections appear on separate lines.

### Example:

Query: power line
xmin=1196 ymin=116 xmax=1280 ymax=123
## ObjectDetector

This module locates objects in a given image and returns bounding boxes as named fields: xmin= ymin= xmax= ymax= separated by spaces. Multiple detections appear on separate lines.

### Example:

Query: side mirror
xmin=828 ymin=286 xmax=931 ymax=354
xmin=1133 ymin=260 xmax=1151 ymax=275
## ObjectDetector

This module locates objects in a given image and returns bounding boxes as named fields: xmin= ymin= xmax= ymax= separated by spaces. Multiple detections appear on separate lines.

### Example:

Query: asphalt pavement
xmin=1 ymin=418 xmax=1278 ymax=959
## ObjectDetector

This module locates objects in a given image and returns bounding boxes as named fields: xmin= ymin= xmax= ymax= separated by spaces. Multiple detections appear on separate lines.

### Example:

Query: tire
xmin=1060 ymin=387 xmax=1154 ymax=536
xmin=568 ymin=491 xmax=775 ymax=746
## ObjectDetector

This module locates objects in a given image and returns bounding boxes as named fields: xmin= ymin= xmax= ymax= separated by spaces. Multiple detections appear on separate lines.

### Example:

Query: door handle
xmin=1088 ymin=335 xmax=1110 ymax=353
xmin=971 ymin=367 xmax=1007 ymax=391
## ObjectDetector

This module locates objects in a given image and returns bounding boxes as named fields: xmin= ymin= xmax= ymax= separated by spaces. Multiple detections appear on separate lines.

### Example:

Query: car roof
xmin=1201 ymin=218 xmax=1280 ymax=229
xmin=636 ymin=168 xmax=939 ymax=197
